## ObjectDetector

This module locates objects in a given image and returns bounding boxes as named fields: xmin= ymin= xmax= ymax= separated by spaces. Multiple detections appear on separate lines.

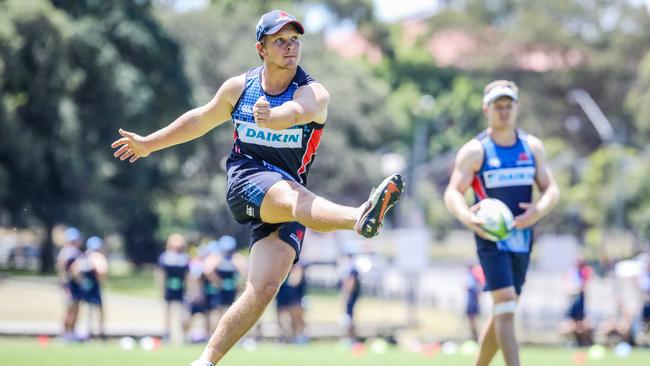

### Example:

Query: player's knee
xmin=493 ymin=300 xmax=517 ymax=316
xmin=249 ymin=280 xmax=282 ymax=305
xmin=283 ymin=186 xmax=315 ymax=216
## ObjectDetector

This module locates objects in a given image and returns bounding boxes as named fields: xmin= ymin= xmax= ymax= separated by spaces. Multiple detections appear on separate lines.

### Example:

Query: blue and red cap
xmin=256 ymin=10 xmax=304 ymax=42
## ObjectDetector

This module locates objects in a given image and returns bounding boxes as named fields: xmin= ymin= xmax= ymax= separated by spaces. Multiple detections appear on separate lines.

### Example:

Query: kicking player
xmin=444 ymin=80 xmax=559 ymax=366
xmin=111 ymin=9 xmax=403 ymax=365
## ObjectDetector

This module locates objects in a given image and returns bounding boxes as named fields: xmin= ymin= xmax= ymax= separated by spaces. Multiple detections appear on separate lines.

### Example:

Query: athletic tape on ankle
xmin=493 ymin=300 xmax=517 ymax=315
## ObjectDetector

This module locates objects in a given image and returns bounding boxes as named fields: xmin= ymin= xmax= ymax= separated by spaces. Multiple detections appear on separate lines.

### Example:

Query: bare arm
xmin=253 ymin=82 xmax=329 ymax=130
xmin=154 ymin=267 xmax=165 ymax=292
xmin=89 ymin=252 xmax=108 ymax=282
xmin=513 ymin=135 xmax=560 ymax=228
xmin=203 ymin=254 xmax=223 ymax=286
xmin=56 ymin=254 xmax=67 ymax=285
xmin=68 ymin=262 xmax=79 ymax=282
xmin=111 ymin=75 xmax=245 ymax=162
xmin=443 ymin=140 xmax=493 ymax=239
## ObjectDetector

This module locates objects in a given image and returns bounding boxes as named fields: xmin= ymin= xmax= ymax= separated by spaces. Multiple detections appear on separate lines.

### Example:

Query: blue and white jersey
xmin=472 ymin=129 xmax=536 ymax=253
xmin=158 ymin=251 xmax=190 ymax=292
xmin=74 ymin=254 xmax=99 ymax=292
xmin=216 ymin=254 xmax=239 ymax=293
xmin=228 ymin=66 xmax=324 ymax=185
xmin=60 ymin=246 xmax=81 ymax=266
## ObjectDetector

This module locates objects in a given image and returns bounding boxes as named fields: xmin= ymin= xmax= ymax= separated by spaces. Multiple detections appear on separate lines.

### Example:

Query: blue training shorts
xmin=66 ymin=281 xmax=84 ymax=302
xmin=566 ymin=293 xmax=586 ymax=321
xmin=466 ymin=289 xmax=480 ymax=316
xmin=476 ymin=237 xmax=531 ymax=295
xmin=226 ymin=156 xmax=305 ymax=262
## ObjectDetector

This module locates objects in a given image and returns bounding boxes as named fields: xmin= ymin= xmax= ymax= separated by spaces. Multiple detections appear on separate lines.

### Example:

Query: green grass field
xmin=1 ymin=338 xmax=649 ymax=366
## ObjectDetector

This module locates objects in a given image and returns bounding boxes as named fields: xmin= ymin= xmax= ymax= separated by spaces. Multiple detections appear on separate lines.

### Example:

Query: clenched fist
xmin=253 ymin=95 xmax=270 ymax=125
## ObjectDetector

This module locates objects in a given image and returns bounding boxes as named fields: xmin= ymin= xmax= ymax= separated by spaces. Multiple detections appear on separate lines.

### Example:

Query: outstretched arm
xmin=111 ymin=75 xmax=245 ymax=163
xmin=443 ymin=140 xmax=493 ymax=240
xmin=513 ymin=135 xmax=560 ymax=228
xmin=253 ymin=82 xmax=329 ymax=130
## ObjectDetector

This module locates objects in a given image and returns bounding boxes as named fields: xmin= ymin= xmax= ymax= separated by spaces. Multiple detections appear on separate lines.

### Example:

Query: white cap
xmin=483 ymin=85 xmax=518 ymax=106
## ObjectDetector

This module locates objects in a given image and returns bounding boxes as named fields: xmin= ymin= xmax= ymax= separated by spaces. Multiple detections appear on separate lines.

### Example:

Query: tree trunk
xmin=39 ymin=220 xmax=55 ymax=274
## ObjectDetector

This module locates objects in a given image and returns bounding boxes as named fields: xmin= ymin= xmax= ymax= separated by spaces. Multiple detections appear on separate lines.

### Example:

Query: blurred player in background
xmin=291 ymin=260 xmax=309 ymax=344
xmin=276 ymin=261 xmax=308 ymax=343
xmin=201 ymin=241 xmax=221 ymax=333
xmin=56 ymin=227 xmax=84 ymax=341
xmin=466 ymin=263 xmax=485 ymax=342
xmin=444 ymin=80 xmax=559 ymax=366
xmin=203 ymin=236 xmax=247 ymax=332
xmin=637 ymin=257 xmax=650 ymax=345
xmin=563 ymin=258 xmax=593 ymax=346
xmin=157 ymin=233 xmax=191 ymax=342
xmin=184 ymin=243 xmax=211 ymax=343
xmin=340 ymin=252 xmax=361 ymax=342
xmin=75 ymin=236 xmax=108 ymax=339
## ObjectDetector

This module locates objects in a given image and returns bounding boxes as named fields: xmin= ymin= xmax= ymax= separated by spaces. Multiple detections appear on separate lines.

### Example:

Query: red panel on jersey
xmin=472 ymin=175 xmax=488 ymax=200
xmin=297 ymin=129 xmax=323 ymax=176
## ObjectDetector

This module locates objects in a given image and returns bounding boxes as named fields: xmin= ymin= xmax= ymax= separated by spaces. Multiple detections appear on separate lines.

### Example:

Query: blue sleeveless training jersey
xmin=158 ymin=251 xmax=190 ymax=300
xmin=75 ymin=253 xmax=102 ymax=303
xmin=216 ymin=254 xmax=239 ymax=293
xmin=229 ymin=66 xmax=324 ymax=185
xmin=472 ymin=129 xmax=536 ymax=253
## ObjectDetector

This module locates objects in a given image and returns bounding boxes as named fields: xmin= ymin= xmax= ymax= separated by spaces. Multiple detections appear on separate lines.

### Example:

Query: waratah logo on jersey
xmin=483 ymin=167 xmax=535 ymax=189
xmin=290 ymin=229 xmax=304 ymax=245
xmin=516 ymin=152 xmax=532 ymax=165
xmin=236 ymin=122 xmax=302 ymax=148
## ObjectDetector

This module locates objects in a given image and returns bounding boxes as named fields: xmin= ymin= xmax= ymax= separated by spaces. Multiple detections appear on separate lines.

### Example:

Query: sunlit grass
xmin=1 ymin=338 xmax=649 ymax=366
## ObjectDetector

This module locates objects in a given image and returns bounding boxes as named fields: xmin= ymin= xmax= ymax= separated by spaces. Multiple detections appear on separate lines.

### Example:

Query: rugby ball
xmin=475 ymin=198 xmax=514 ymax=241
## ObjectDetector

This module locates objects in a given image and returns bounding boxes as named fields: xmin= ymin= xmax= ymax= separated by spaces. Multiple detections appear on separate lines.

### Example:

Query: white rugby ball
xmin=475 ymin=198 xmax=514 ymax=241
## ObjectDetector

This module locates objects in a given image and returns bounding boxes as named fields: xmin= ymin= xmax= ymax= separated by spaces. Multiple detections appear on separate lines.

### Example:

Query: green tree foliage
xmin=0 ymin=0 xmax=192 ymax=271
xmin=567 ymin=146 xmax=645 ymax=249
xmin=626 ymin=152 xmax=650 ymax=244
xmin=625 ymin=51 xmax=650 ymax=144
